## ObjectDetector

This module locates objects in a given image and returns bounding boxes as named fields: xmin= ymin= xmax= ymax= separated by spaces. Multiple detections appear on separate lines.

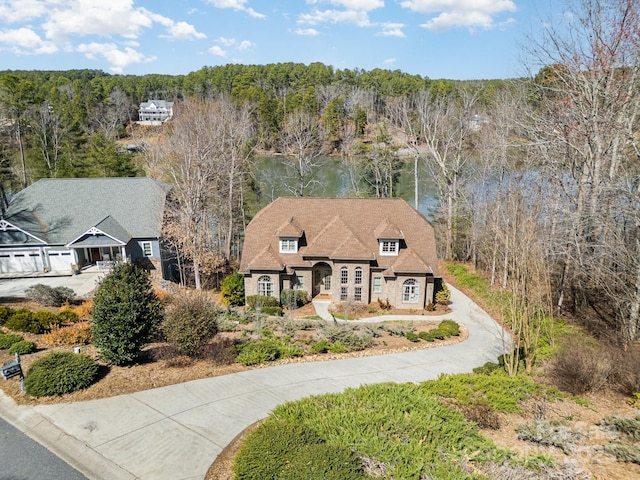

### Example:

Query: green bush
xmin=280 ymin=289 xmax=310 ymax=308
xmin=162 ymin=294 xmax=219 ymax=357
xmin=5 ymin=310 xmax=44 ymax=334
xmin=33 ymin=310 xmax=63 ymax=329
xmin=405 ymin=331 xmax=419 ymax=342
xmin=439 ymin=320 xmax=460 ymax=336
xmin=24 ymin=351 xmax=98 ymax=397
xmin=25 ymin=284 xmax=76 ymax=307
xmin=57 ymin=308 xmax=80 ymax=323
xmin=261 ymin=306 xmax=283 ymax=316
xmin=92 ymin=263 xmax=163 ymax=365
xmin=0 ymin=333 xmax=24 ymax=349
xmin=435 ymin=281 xmax=451 ymax=305
xmin=220 ymin=271 xmax=245 ymax=306
xmin=235 ymin=337 xmax=302 ymax=366
xmin=323 ymin=327 xmax=373 ymax=352
xmin=279 ymin=443 xmax=365 ymax=480
xmin=310 ymin=339 xmax=332 ymax=354
xmin=0 ymin=306 xmax=15 ymax=325
xmin=246 ymin=295 xmax=279 ymax=309
xmin=233 ymin=421 xmax=325 ymax=479
xmin=8 ymin=340 xmax=37 ymax=355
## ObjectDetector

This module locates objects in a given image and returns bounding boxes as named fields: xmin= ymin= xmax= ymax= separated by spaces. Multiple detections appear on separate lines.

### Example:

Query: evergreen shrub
xmin=5 ymin=310 xmax=44 ymax=334
xmin=246 ymin=295 xmax=279 ymax=309
xmin=162 ymin=294 xmax=219 ymax=357
xmin=0 ymin=306 xmax=15 ymax=325
xmin=220 ymin=271 xmax=245 ymax=306
xmin=24 ymin=351 xmax=98 ymax=397
xmin=8 ymin=340 xmax=37 ymax=355
xmin=0 ymin=333 xmax=24 ymax=349
xmin=261 ymin=306 xmax=282 ymax=316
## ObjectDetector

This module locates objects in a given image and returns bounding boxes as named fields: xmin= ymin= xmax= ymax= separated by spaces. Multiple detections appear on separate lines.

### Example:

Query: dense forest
xmin=1 ymin=0 xmax=638 ymax=355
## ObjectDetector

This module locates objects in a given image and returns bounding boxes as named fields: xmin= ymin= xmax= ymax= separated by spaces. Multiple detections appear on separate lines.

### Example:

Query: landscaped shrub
xmin=69 ymin=300 xmax=93 ymax=319
xmin=41 ymin=322 xmax=93 ymax=346
xmin=57 ymin=307 xmax=80 ymax=323
xmin=246 ymin=295 xmax=279 ymax=309
xmin=0 ymin=306 xmax=15 ymax=325
xmin=435 ymin=281 xmax=451 ymax=305
xmin=25 ymin=284 xmax=76 ymax=307
xmin=439 ymin=319 xmax=460 ymax=336
xmin=220 ymin=271 xmax=245 ymax=306
xmin=235 ymin=337 xmax=303 ymax=366
xmin=233 ymin=421 xmax=324 ymax=480
xmin=33 ymin=310 xmax=64 ymax=329
xmin=310 ymin=339 xmax=332 ymax=354
xmin=8 ymin=340 xmax=37 ymax=355
xmin=405 ymin=331 xmax=419 ymax=342
xmin=323 ymin=326 xmax=373 ymax=352
xmin=24 ymin=351 xmax=98 ymax=397
xmin=280 ymin=289 xmax=310 ymax=309
xmin=0 ymin=333 xmax=24 ymax=349
xmin=261 ymin=306 xmax=283 ymax=316
xmin=92 ymin=263 xmax=163 ymax=365
xmin=162 ymin=294 xmax=219 ymax=357
xmin=279 ymin=443 xmax=365 ymax=480
xmin=5 ymin=309 xmax=44 ymax=334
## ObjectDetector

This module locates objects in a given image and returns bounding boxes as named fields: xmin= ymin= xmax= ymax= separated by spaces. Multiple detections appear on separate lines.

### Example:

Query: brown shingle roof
xmin=239 ymin=197 xmax=439 ymax=277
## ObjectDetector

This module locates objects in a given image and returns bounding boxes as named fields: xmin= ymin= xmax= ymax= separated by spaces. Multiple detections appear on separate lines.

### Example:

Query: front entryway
xmin=312 ymin=263 xmax=332 ymax=297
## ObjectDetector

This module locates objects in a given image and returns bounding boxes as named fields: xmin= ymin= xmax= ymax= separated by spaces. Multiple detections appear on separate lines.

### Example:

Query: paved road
xmin=0 ymin=272 xmax=101 ymax=299
xmin=0 ymin=284 xmax=506 ymax=480
xmin=0 ymin=416 xmax=88 ymax=480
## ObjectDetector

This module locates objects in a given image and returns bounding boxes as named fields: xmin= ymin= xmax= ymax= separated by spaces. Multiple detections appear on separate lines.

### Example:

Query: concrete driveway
xmin=0 ymin=272 xmax=103 ymax=299
xmin=0 ymin=284 xmax=507 ymax=480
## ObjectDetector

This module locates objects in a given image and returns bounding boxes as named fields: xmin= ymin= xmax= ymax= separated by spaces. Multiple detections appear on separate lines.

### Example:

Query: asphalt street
xmin=0 ymin=416 xmax=87 ymax=480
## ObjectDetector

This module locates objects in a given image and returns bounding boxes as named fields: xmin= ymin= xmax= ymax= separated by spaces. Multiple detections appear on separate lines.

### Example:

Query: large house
xmin=137 ymin=99 xmax=174 ymax=125
xmin=0 ymin=177 xmax=173 ymax=278
xmin=239 ymin=197 xmax=440 ymax=308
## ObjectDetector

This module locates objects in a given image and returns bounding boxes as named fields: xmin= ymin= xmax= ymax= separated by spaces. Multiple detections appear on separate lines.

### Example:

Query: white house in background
xmin=0 ymin=178 xmax=174 ymax=278
xmin=137 ymin=99 xmax=174 ymax=125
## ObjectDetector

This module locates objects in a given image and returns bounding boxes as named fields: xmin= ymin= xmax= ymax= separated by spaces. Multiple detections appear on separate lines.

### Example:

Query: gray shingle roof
xmin=3 ymin=178 xmax=169 ymax=245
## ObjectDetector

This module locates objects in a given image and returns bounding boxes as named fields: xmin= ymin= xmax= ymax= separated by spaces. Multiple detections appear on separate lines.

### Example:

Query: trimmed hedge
xmin=8 ymin=341 xmax=37 ymax=355
xmin=246 ymin=295 xmax=279 ymax=309
xmin=0 ymin=333 xmax=24 ymax=349
xmin=24 ymin=351 xmax=98 ymax=397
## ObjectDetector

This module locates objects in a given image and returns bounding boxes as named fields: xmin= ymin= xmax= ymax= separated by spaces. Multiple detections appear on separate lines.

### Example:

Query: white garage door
xmin=0 ymin=250 xmax=44 ymax=273
xmin=47 ymin=250 xmax=74 ymax=272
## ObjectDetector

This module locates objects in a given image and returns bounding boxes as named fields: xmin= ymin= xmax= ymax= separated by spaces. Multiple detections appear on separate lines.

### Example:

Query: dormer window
xmin=280 ymin=238 xmax=298 ymax=253
xmin=379 ymin=240 xmax=399 ymax=256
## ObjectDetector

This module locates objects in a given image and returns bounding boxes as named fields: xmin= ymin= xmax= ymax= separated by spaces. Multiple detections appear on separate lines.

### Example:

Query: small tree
xmin=220 ymin=271 xmax=245 ymax=306
xmin=92 ymin=263 xmax=163 ymax=365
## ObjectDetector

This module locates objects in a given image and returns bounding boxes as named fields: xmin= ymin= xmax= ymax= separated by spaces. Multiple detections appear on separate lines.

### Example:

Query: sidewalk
xmin=0 ymin=285 xmax=507 ymax=480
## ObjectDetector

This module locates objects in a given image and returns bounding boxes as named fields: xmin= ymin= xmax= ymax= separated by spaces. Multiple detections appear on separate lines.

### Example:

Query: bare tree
xmin=280 ymin=110 xmax=323 ymax=197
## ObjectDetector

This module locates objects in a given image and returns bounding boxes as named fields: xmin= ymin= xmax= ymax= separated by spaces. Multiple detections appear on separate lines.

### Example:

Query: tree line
xmin=1 ymin=0 xmax=638 ymax=350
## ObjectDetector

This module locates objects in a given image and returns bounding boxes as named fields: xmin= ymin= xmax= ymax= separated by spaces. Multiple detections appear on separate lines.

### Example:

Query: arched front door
xmin=312 ymin=263 xmax=332 ymax=297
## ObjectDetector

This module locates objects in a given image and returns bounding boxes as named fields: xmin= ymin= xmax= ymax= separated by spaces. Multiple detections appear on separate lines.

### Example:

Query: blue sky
xmin=0 ymin=1 xmax=560 ymax=79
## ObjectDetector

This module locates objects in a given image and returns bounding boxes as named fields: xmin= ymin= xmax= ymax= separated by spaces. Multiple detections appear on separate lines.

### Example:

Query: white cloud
xmin=0 ymin=27 xmax=58 ymax=54
xmin=206 ymin=0 xmax=265 ymax=19
xmin=379 ymin=22 xmax=405 ymax=37
xmin=208 ymin=45 xmax=227 ymax=56
xmin=165 ymin=21 xmax=207 ymax=41
xmin=298 ymin=0 xmax=383 ymax=27
xmin=383 ymin=58 xmax=396 ymax=66
xmin=217 ymin=36 xmax=236 ymax=47
xmin=401 ymin=0 xmax=516 ymax=31
xmin=237 ymin=40 xmax=253 ymax=50
xmin=295 ymin=28 xmax=320 ymax=36
xmin=77 ymin=41 xmax=154 ymax=73
xmin=0 ymin=0 xmax=51 ymax=23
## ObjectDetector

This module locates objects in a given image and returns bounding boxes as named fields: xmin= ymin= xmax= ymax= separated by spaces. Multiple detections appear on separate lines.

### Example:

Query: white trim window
xmin=141 ymin=241 xmax=153 ymax=257
xmin=258 ymin=275 xmax=274 ymax=297
xmin=340 ymin=286 xmax=348 ymax=301
xmin=402 ymin=279 xmax=419 ymax=303
xmin=354 ymin=287 xmax=362 ymax=302
xmin=279 ymin=238 xmax=298 ymax=253
xmin=373 ymin=276 xmax=382 ymax=293
xmin=379 ymin=240 xmax=399 ymax=256
xmin=340 ymin=267 xmax=348 ymax=285
xmin=354 ymin=267 xmax=362 ymax=285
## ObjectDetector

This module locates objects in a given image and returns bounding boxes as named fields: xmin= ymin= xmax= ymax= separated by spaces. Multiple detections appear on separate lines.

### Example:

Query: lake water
xmin=251 ymin=156 xmax=440 ymax=220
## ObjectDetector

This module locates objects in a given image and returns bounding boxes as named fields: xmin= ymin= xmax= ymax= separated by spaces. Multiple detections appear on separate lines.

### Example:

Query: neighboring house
xmin=239 ymin=197 xmax=441 ymax=308
xmin=137 ymin=99 xmax=174 ymax=125
xmin=0 ymin=177 xmax=174 ymax=278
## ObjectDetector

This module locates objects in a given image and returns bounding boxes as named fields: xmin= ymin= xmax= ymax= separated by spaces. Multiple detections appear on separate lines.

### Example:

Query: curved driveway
xmin=0 ymin=285 xmax=506 ymax=480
